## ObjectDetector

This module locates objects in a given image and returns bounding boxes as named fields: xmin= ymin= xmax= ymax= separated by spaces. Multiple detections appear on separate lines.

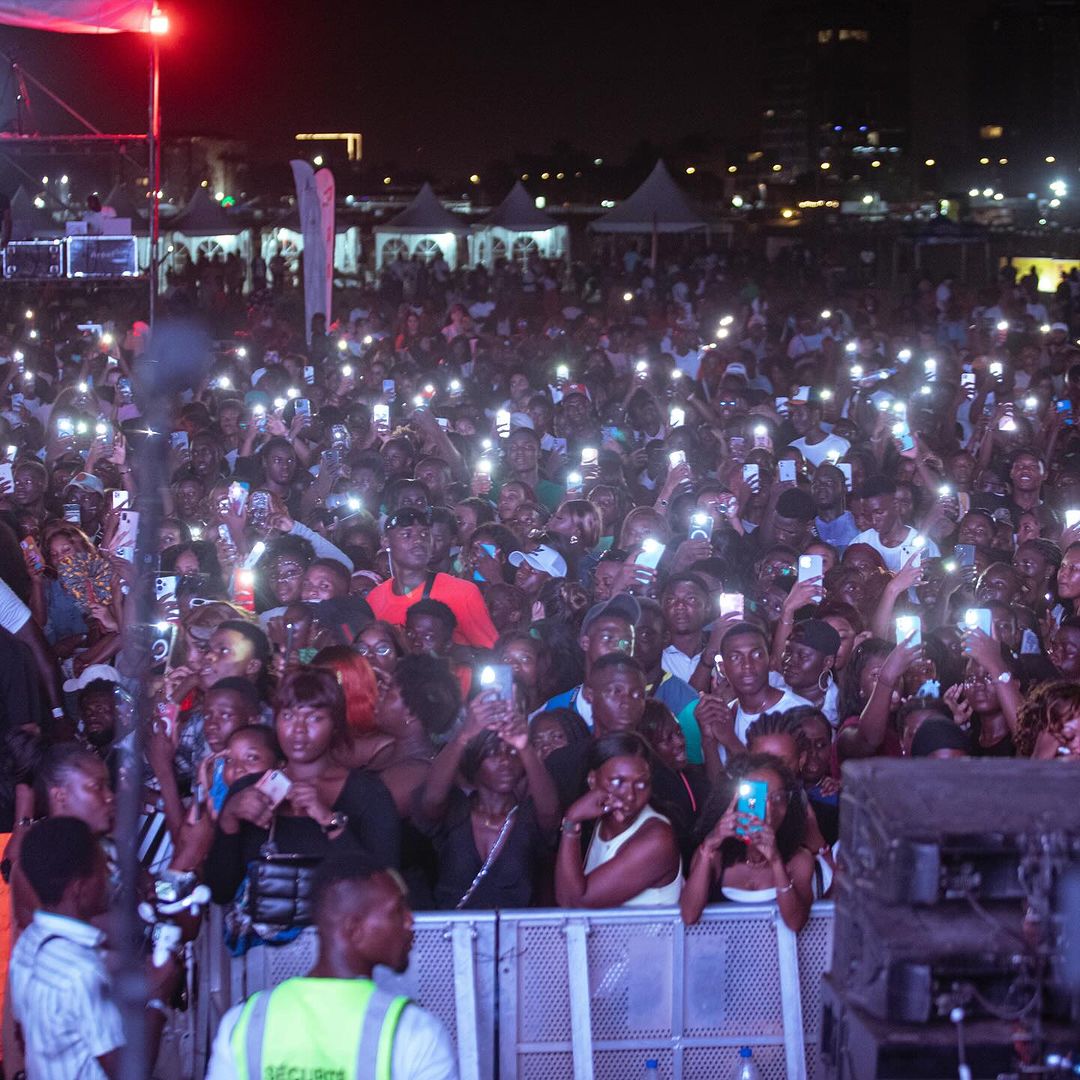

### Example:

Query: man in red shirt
xmin=367 ymin=508 xmax=498 ymax=649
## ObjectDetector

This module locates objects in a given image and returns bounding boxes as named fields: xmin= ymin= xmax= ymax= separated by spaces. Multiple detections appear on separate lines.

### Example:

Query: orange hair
xmin=311 ymin=645 xmax=378 ymax=735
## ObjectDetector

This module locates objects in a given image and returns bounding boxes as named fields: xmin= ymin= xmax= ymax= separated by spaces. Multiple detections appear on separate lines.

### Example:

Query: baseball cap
xmin=1052 ymin=322 xmax=1069 ymax=333
xmin=508 ymin=545 xmax=568 ymax=579
xmin=63 ymin=664 xmax=121 ymax=694
xmin=582 ymin=593 xmax=641 ymax=634
xmin=65 ymin=471 xmax=105 ymax=497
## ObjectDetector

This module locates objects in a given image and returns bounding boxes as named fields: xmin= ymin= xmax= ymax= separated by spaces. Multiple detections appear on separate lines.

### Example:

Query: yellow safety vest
xmin=230 ymin=977 xmax=409 ymax=1080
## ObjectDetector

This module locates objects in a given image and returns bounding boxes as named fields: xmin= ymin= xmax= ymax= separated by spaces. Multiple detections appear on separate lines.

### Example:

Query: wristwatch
xmin=996 ymin=671 xmax=1014 ymax=685
xmin=323 ymin=811 xmax=349 ymax=834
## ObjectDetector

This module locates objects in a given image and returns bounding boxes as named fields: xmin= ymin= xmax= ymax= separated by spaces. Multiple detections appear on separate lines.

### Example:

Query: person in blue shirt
xmin=811 ymin=462 xmax=859 ymax=553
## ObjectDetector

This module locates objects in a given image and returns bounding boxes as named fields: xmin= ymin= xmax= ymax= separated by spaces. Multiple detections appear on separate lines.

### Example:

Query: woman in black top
xmin=415 ymin=685 xmax=559 ymax=909
xmin=205 ymin=667 xmax=400 ymax=907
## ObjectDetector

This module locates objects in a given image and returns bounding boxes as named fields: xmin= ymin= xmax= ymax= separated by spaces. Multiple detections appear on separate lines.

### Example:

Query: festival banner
xmin=290 ymin=160 xmax=333 ymax=344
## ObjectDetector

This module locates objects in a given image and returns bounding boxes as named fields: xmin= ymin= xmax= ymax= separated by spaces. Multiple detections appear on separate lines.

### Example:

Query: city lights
xmin=1046 ymin=155 xmax=1057 ymax=163
xmin=685 ymin=166 xmax=696 ymax=175
xmin=923 ymin=158 xmax=935 ymax=167
xmin=820 ymin=161 xmax=830 ymax=170
xmin=1050 ymin=180 xmax=1068 ymax=198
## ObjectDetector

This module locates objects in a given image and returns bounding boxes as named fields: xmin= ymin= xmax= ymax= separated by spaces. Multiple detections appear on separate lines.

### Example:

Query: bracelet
xmin=777 ymin=880 xmax=794 ymax=895
xmin=560 ymin=819 xmax=582 ymax=836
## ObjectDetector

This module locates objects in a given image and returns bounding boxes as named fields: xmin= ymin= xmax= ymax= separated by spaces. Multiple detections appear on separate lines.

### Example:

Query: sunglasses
xmin=386 ymin=509 xmax=432 ymax=529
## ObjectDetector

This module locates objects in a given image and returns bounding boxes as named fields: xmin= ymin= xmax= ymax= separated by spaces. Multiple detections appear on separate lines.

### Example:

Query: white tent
xmin=590 ymin=160 xmax=708 ymax=233
xmin=160 ymin=188 xmax=249 ymax=291
xmin=373 ymin=183 xmax=467 ymax=269
xmin=262 ymin=209 xmax=362 ymax=282
xmin=470 ymin=181 xmax=567 ymax=266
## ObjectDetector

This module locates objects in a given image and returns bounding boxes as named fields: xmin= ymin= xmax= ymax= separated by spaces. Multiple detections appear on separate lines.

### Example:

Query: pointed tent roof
xmin=9 ymin=186 xmax=60 ymax=240
xmin=170 ymin=188 xmax=242 ymax=236
xmin=271 ymin=207 xmax=350 ymax=234
xmin=375 ymin=183 xmax=466 ymax=234
xmin=590 ymin=160 xmax=708 ymax=233
xmin=103 ymin=183 xmax=148 ymax=234
xmin=479 ymin=181 xmax=558 ymax=232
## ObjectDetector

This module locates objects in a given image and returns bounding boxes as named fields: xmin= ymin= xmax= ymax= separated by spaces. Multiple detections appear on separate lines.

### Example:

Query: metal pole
xmin=149 ymin=30 xmax=161 ymax=326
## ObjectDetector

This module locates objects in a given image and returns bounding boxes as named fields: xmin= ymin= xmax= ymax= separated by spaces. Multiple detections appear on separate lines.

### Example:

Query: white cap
xmin=508 ymin=545 xmax=568 ymax=579
xmin=63 ymin=664 xmax=121 ymax=694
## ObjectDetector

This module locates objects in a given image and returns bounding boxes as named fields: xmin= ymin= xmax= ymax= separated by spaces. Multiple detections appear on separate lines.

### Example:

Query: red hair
xmin=311 ymin=646 xmax=378 ymax=735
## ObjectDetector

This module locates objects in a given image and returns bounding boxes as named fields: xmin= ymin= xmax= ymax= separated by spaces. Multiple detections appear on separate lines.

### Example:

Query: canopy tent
xmin=9 ymin=185 xmax=61 ymax=239
xmin=470 ymin=181 xmax=567 ymax=267
xmin=590 ymin=160 xmax=708 ymax=233
xmin=263 ymin=207 xmax=362 ymax=278
xmin=373 ymin=183 xmax=467 ymax=269
xmin=159 ymin=188 xmax=250 ymax=292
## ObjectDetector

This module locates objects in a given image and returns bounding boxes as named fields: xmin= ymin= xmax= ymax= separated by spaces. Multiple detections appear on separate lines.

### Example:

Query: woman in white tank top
xmin=555 ymin=733 xmax=683 ymax=907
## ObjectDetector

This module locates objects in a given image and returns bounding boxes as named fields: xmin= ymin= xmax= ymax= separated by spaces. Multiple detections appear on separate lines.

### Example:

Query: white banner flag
xmin=290 ymin=160 xmax=334 ymax=345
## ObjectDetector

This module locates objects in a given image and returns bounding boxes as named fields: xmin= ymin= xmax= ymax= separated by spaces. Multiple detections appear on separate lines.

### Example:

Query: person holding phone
xmin=680 ymin=753 xmax=813 ymax=930
xmin=415 ymin=680 xmax=559 ymax=909
xmin=787 ymin=390 xmax=850 ymax=467
xmin=848 ymin=477 xmax=940 ymax=572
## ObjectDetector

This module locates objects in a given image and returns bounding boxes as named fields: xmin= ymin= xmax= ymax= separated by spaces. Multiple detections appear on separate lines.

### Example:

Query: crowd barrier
xmin=184 ymin=902 xmax=834 ymax=1080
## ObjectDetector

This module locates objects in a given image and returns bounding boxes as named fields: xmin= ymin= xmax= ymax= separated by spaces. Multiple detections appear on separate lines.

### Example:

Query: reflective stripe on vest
xmin=230 ymin=978 xmax=409 ymax=1080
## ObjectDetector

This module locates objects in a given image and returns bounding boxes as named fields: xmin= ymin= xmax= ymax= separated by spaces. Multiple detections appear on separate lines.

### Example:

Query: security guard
xmin=207 ymin=857 xmax=458 ymax=1080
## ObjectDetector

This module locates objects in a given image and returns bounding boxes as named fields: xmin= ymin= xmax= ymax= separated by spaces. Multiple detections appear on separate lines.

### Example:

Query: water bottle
xmin=731 ymin=1046 xmax=763 ymax=1080
xmin=643 ymin=1060 xmax=659 ymax=1080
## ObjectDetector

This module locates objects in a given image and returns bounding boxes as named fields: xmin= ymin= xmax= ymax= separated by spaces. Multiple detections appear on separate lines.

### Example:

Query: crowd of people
xmin=1 ymin=244 xmax=1079 ymax=1075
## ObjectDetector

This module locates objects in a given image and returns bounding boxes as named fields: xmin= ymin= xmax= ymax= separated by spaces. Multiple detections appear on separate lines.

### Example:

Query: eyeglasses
xmin=386 ymin=508 xmax=432 ymax=529
xmin=356 ymin=642 xmax=395 ymax=658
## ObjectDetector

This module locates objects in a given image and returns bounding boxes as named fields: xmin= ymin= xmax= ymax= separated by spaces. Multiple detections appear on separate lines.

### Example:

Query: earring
xmin=818 ymin=670 xmax=833 ymax=693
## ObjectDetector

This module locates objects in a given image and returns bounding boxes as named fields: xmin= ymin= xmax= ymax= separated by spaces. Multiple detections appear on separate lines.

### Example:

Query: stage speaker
xmin=824 ymin=760 xmax=1080 ymax=1078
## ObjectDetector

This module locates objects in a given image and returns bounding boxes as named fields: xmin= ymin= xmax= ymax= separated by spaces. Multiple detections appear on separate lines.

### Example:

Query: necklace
xmin=472 ymin=805 xmax=515 ymax=830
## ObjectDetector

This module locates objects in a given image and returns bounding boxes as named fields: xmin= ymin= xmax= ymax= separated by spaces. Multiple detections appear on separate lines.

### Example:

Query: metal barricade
xmin=498 ymin=903 xmax=834 ymax=1080
xmin=191 ymin=910 xmax=498 ymax=1080
xmin=186 ymin=903 xmax=833 ymax=1080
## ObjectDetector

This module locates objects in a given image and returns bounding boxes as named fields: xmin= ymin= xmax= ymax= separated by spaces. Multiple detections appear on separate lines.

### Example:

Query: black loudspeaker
xmin=823 ymin=760 xmax=1080 ymax=1080
xmin=3 ymin=239 xmax=64 ymax=278
xmin=66 ymin=236 xmax=138 ymax=278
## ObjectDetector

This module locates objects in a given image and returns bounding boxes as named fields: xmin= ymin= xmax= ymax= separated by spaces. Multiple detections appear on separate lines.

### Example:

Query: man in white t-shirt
xmin=695 ymin=623 xmax=812 ymax=763
xmin=849 ymin=477 xmax=940 ymax=572
xmin=788 ymin=391 xmax=850 ymax=467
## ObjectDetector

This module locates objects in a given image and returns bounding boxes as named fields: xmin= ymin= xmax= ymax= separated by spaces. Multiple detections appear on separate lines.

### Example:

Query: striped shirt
xmin=10 ymin=911 xmax=125 ymax=1080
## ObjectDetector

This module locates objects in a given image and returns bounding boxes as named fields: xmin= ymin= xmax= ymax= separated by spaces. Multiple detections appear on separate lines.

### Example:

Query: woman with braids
xmin=681 ymin=753 xmax=813 ymax=930
xmin=1015 ymin=680 xmax=1080 ymax=759
xmin=1012 ymin=538 xmax=1062 ymax=613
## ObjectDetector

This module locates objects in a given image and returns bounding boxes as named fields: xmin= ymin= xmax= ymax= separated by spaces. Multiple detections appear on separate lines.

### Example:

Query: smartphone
xmin=382 ymin=379 xmax=396 ymax=400
xmin=250 ymin=490 xmax=272 ymax=530
xmin=330 ymin=424 xmax=351 ymax=449
xmin=1066 ymin=510 xmax=1080 ymax=530
xmin=473 ymin=543 xmax=497 ymax=583
xmin=953 ymin=543 xmax=976 ymax=568
xmin=635 ymin=537 xmax=665 ymax=570
xmin=989 ymin=361 xmax=1004 ymax=380
xmin=729 ymin=435 xmax=746 ymax=457
xmin=115 ymin=510 xmax=139 ymax=563
xmin=778 ymin=460 xmax=797 ymax=484
xmin=149 ymin=622 xmax=176 ymax=668
xmin=0 ymin=463 xmax=12 ymax=492
xmin=154 ymin=575 xmax=178 ymax=603
xmin=718 ymin=592 xmax=744 ymax=617
xmin=669 ymin=407 xmax=685 ymax=428
xmin=20 ymin=536 xmax=44 ymax=575
xmin=94 ymin=420 xmax=112 ymax=445
xmin=228 ymin=480 xmax=249 ymax=514
xmin=899 ymin=534 xmax=926 ymax=568
xmin=565 ymin=470 xmax=583 ymax=496
xmin=963 ymin=608 xmax=993 ymax=636
xmin=57 ymin=417 xmax=75 ymax=439
xmin=117 ymin=377 xmax=133 ymax=405
xmin=496 ymin=410 xmax=512 ymax=438
xmin=63 ymin=502 xmax=81 ymax=524
xmin=303 ymin=365 xmax=316 ymax=385
xmin=232 ymin=568 xmax=256 ymax=612
xmin=798 ymin=554 xmax=824 ymax=583
xmin=294 ymin=399 xmax=312 ymax=421
xmin=111 ymin=489 xmax=130 ymax=511
xmin=688 ymin=513 xmax=714 ymax=542
xmin=895 ymin=614 xmax=922 ymax=647
xmin=580 ymin=447 xmax=598 ymax=468
xmin=837 ymin=463 xmax=853 ymax=490
xmin=373 ymin=403 xmax=390 ymax=433
xmin=255 ymin=768 xmax=293 ymax=808
xmin=961 ymin=372 xmax=976 ymax=392
xmin=742 ymin=464 xmax=760 ymax=487
xmin=478 ymin=663 xmax=515 ymax=702
xmin=736 ymin=779 xmax=768 ymax=836
xmin=752 ymin=426 xmax=772 ymax=450
xmin=668 ymin=450 xmax=687 ymax=469
xmin=169 ymin=431 xmax=189 ymax=452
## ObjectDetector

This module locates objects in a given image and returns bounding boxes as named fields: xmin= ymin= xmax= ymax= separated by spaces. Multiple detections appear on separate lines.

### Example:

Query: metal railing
xmin=185 ymin=903 xmax=834 ymax=1080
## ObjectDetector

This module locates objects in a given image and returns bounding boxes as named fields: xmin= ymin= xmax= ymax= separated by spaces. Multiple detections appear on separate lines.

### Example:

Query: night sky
xmin=0 ymin=0 xmax=760 ymax=173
